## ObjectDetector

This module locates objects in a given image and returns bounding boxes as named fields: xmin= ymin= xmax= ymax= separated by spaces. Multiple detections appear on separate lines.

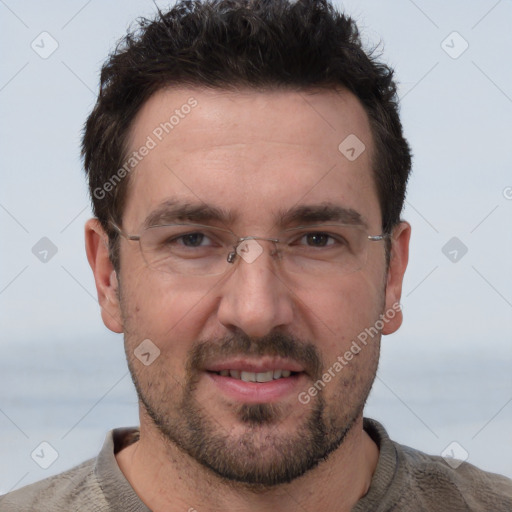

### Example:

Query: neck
xmin=116 ymin=413 xmax=379 ymax=512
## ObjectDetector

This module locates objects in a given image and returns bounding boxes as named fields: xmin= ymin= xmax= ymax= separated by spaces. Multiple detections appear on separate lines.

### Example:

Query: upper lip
xmin=205 ymin=357 xmax=305 ymax=374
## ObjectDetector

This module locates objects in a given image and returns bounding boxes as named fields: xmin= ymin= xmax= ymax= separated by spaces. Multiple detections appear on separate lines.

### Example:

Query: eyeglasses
xmin=111 ymin=222 xmax=389 ymax=277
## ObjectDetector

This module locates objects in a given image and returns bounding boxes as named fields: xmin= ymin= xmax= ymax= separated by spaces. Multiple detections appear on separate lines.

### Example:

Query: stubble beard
xmin=125 ymin=331 xmax=380 ymax=489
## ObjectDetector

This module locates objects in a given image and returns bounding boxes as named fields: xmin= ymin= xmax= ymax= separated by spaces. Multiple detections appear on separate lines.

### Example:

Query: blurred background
xmin=1 ymin=0 xmax=511 ymax=493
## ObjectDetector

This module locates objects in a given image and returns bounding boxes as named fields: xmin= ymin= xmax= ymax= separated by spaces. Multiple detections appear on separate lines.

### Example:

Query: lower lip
xmin=206 ymin=372 xmax=306 ymax=403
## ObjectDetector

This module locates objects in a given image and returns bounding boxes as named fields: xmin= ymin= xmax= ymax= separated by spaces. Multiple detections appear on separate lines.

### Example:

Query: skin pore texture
xmin=85 ymin=87 xmax=410 ymax=512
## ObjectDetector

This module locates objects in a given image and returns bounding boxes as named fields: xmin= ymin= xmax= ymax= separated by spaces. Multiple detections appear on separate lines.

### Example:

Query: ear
xmin=85 ymin=218 xmax=123 ymax=333
xmin=382 ymin=221 xmax=411 ymax=335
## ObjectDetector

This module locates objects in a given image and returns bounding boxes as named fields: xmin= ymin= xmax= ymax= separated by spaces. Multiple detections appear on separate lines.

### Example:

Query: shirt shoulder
xmin=0 ymin=457 xmax=109 ymax=511
xmin=396 ymin=442 xmax=512 ymax=511
xmin=0 ymin=427 xmax=146 ymax=512
xmin=356 ymin=419 xmax=512 ymax=512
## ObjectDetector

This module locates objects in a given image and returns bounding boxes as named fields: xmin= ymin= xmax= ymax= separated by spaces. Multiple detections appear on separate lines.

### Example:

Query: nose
xmin=216 ymin=239 xmax=294 ymax=338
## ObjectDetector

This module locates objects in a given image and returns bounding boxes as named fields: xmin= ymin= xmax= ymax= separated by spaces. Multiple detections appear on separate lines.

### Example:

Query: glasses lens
xmin=139 ymin=224 xmax=233 ymax=275
xmin=279 ymin=224 xmax=369 ymax=275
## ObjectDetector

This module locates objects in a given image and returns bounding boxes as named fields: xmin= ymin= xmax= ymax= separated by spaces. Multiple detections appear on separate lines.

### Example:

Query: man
xmin=2 ymin=0 xmax=511 ymax=510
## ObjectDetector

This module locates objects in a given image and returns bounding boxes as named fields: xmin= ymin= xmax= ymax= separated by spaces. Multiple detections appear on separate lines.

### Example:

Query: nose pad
xmin=269 ymin=242 xmax=280 ymax=259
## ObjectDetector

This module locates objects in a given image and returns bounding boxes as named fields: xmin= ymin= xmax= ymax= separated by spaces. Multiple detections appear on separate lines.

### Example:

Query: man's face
xmin=95 ymin=87 xmax=408 ymax=486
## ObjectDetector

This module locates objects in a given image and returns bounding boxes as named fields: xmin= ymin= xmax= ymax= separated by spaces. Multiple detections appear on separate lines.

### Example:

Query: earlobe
xmin=382 ymin=221 xmax=411 ymax=335
xmin=85 ymin=218 xmax=124 ymax=333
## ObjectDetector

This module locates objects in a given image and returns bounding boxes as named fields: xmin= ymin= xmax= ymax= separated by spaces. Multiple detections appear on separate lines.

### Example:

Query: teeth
xmin=256 ymin=371 xmax=274 ymax=383
xmin=218 ymin=369 xmax=294 ymax=381
xmin=240 ymin=371 xmax=256 ymax=382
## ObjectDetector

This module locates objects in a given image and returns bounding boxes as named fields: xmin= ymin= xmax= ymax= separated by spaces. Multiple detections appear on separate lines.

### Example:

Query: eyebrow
xmin=143 ymin=200 xmax=235 ymax=228
xmin=276 ymin=203 xmax=368 ymax=229
xmin=143 ymin=200 xmax=367 ymax=230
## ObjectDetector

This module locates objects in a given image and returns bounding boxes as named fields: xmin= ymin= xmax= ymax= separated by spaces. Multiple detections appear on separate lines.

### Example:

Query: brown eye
xmin=305 ymin=233 xmax=330 ymax=247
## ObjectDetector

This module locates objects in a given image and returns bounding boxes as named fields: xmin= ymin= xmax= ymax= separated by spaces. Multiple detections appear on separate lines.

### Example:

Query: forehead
xmin=122 ymin=87 xmax=379 ymax=230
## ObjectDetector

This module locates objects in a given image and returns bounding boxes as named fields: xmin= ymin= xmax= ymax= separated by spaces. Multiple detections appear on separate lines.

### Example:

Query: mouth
xmin=204 ymin=359 xmax=307 ymax=403
xmin=210 ymin=369 xmax=296 ymax=382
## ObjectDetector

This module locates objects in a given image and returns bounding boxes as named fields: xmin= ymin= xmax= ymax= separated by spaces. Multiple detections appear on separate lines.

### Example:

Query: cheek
xmin=296 ymin=271 xmax=385 ymax=349
xmin=119 ymin=269 xmax=213 ymax=363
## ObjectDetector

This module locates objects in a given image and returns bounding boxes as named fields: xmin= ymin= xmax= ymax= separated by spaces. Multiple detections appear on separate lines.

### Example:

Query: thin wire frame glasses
xmin=110 ymin=222 xmax=389 ymax=277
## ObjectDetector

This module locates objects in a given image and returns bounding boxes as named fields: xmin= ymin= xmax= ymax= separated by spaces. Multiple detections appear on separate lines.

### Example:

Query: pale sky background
xmin=1 ymin=0 xmax=511 ymax=493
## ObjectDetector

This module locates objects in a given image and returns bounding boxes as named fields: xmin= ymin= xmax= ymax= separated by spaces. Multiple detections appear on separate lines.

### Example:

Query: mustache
xmin=188 ymin=331 xmax=323 ymax=378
